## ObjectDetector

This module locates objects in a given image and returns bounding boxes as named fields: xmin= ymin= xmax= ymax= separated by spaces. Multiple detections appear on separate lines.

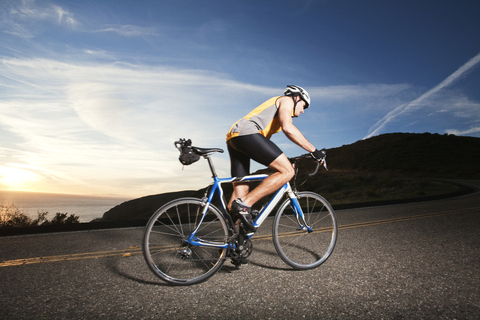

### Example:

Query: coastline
xmin=0 ymin=190 xmax=131 ymax=223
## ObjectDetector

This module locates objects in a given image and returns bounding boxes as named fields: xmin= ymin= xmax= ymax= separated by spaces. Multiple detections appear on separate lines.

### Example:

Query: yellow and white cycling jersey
xmin=227 ymin=96 xmax=293 ymax=141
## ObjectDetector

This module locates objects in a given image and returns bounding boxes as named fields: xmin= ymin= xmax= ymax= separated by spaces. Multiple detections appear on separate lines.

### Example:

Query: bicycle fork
xmin=287 ymin=191 xmax=313 ymax=233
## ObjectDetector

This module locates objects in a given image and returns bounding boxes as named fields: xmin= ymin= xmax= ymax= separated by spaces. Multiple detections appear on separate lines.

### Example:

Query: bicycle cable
xmin=292 ymin=158 xmax=309 ymax=190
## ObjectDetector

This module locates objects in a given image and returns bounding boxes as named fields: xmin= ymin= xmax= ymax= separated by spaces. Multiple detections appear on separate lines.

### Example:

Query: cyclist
xmin=227 ymin=85 xmax=326 ymax=233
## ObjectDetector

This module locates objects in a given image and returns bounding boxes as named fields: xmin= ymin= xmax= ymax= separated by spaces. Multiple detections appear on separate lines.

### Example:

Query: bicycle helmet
xmin=284 ymin=85 xmax=310 ymax=108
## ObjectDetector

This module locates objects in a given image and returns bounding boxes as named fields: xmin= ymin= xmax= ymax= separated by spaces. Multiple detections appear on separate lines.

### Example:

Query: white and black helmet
xmin=284 ymin=85 xmax=310 ymax=108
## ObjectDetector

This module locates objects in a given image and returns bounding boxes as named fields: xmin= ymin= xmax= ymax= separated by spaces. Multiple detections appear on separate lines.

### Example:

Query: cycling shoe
xmin=231 ymin=198 xmax=257 ymax=233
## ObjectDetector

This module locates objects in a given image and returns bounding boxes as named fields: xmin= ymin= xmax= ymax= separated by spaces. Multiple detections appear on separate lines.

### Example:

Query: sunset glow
xmin=0 ymin=165 xmax=39 ymax=190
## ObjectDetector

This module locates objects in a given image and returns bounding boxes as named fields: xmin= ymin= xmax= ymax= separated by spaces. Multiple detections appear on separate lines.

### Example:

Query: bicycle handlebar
xmin=293 ymin=154 xmax=328 ymax=177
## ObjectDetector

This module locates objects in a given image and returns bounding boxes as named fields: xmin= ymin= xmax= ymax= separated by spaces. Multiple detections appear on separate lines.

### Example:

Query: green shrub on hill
xmin=0 ymin=202 xmax=79 ymax=228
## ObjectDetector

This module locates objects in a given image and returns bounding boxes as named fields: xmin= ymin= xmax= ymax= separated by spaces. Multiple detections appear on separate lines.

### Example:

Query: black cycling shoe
xmin=231 ymin=198 xmax=257 ymax=233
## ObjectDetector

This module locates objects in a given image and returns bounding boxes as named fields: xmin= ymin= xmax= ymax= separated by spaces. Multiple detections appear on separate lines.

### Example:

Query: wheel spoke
xmin=273 ymin=192 xmax=337 ymax=270
xmin=143 ymin=198 xmax=228 ymax=285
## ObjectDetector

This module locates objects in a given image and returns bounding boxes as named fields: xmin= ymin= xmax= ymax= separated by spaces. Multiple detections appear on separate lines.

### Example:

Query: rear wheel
xmin=143 ymin=198 xmax=229 ymax=285
xmin=273 ymin=192 xmax=337 ymax=269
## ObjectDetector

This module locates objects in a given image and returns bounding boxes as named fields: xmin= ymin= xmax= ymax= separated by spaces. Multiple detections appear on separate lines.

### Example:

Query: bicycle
xmin=143 ymin=139 xmax=337 ymax=285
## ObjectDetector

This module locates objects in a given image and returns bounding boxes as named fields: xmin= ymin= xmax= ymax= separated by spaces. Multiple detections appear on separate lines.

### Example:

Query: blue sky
xmin=1 ymin=0 xmax=479 ymax=197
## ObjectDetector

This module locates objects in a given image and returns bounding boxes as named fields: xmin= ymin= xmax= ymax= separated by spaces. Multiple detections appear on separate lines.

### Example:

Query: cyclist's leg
xmin=227 ymin=134 xmax=294 ymax=208
xmin=229 ymin=182 xmax=249 ymax=209
xmin=242 ymin=153 xmax=294 ymax=207
xmin=226 ymin=142 xmax=250 ymax=211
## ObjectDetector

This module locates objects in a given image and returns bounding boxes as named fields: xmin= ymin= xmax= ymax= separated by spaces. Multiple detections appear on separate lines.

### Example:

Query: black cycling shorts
xmin=227 ymin=133 xmax=283 ymax=178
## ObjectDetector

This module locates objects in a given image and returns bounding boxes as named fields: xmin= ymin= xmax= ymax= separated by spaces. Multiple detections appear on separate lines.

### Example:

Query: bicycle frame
xmin=186 ymin=155 xmax=313 ymax=249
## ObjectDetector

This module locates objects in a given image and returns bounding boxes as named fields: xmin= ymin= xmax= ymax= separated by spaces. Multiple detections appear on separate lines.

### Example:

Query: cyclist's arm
xmin=277 ymin=96 xmax=316 ymax=153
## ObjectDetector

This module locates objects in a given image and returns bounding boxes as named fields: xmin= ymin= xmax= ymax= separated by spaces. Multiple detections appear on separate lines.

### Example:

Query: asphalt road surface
xmin=1 ymin=181 xmax=479 ymax=319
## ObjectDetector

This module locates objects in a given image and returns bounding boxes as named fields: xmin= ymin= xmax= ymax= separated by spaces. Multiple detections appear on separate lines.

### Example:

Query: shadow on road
xmin=105 ymin=256 xmax=170 ymax=287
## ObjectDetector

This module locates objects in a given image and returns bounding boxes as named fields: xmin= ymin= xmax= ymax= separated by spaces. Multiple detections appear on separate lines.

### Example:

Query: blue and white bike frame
xmin=185 ymin=155 xmax=313 ymax=249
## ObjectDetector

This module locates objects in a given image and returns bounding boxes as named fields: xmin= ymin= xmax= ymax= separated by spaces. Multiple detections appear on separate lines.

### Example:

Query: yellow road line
xmin=1 ymin=207 xmax=478 ymax=268
xmin=337 ymin=207 xmax=479 ymax=230
xmin=0 ymin=247 xmax=142 ymax=267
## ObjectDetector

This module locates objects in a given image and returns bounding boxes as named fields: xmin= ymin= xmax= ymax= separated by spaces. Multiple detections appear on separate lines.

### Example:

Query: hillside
xmin=326 ymin=132 xmax=480 ymax=178
xmin=100 ymin=132 xmax=479 ymax=222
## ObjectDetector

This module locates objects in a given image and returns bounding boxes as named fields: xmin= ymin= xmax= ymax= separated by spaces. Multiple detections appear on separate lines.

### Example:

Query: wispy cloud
xmin=365 ymin=51 xmax=480 ymax=139
xmin=51 ymin=4 xmax=77 ymax=27
xmin=2 ymin=0 xmax=78 ymax=38
xmin=446 ymin=127 xmax=480 ymax=135
xmin=0 ymin=57 xmax=276 ymax=196
xmin=2 ymin=54 xmax=479 ymax=195
xmin=2 ymin=1 xmax=154 ymax=40
xmin=310 ymin=83 xmax=411 ymax=100
xmin=95 ymin=25 xmax=157 ymax=37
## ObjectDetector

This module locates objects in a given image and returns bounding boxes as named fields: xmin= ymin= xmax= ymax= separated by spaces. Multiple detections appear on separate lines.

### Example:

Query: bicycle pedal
xmin=231 ymin=259 xmax=241 ymax=268
xmin=231 ymin=258 xmax=248 ymax=267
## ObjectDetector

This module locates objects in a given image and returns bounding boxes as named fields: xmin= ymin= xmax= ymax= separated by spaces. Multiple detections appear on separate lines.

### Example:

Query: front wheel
xmin=143 ymin=198 xmax=229 ymax=285
xmin=273 ymin=192 xmax=337 ymax=269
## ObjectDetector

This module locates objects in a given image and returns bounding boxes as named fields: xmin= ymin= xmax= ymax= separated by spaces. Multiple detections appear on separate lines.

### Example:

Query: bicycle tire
xmin=143 ymin=197 xmax=229 ymax=285
xmin=272 ymin=192 xmax=337 ymax=269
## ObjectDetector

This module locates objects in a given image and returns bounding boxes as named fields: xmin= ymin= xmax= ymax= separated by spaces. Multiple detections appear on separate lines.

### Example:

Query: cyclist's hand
xmin=310 ymin=149 xmax=326 ymax=162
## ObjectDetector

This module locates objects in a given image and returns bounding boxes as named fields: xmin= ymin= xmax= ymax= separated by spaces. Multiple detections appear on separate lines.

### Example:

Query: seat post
xmin=205 ymin=155 xmax=218 ymax=178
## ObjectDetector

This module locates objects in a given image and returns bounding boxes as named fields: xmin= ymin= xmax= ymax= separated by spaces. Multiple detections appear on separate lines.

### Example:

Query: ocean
xmin=0 ymin=190 xmax=132 ymax=223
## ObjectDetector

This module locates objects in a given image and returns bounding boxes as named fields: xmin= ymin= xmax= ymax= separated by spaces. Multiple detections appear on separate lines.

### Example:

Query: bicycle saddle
xmin=192 ymin=147 xmax=224 ymax=155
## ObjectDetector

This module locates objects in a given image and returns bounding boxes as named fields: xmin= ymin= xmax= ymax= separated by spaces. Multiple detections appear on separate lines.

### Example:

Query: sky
xmin=1 ymin=0 xmax=479 ymax=198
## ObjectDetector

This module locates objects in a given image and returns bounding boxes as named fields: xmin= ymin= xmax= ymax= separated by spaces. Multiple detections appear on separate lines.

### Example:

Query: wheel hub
xmin=179 ymin=246 xmax=192 ymax=259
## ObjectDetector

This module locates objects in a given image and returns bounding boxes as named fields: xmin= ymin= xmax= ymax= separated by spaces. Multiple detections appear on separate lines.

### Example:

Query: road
xmin=1 ymin=181 xmax=479 ymax=319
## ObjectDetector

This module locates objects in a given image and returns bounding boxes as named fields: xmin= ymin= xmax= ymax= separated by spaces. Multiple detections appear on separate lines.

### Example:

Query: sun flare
xmin=0 ymin=165 xmax=39 ymax=189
